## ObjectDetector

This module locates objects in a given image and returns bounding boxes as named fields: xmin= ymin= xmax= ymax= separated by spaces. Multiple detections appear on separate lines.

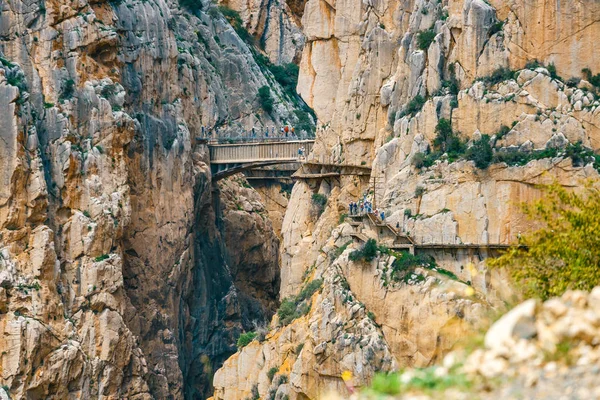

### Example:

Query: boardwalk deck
xmin=208 ymin=140 xmax=314 ymax=180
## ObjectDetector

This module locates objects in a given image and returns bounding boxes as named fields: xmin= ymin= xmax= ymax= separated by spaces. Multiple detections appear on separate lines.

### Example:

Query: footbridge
xmin=208 ymin=139 xmax=314 ymax=180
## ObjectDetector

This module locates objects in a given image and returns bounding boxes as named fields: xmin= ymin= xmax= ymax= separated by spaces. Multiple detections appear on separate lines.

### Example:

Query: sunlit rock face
xmin=214 ymin=0 xmax=600 ymax=398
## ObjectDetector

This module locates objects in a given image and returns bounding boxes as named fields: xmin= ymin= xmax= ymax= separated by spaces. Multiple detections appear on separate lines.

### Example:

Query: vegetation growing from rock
xmin=489 ymin=182 xmax=600 ymax=300
xmin=416 ymin=29 xmax=436 ymax=50
xmin=237 ymin=331 xmax=258 ymax=348
xmin=218 ymin=5 xmax=253 ymax=43
xmin=59 ymin=79 xmax=75 ymax=102
xmin=400 ymin=94 xmax=426 ymax=117
xmin=493 ymin=142 xmax=600 ymax=171
xmin=276 ymin=279 xmax=323 ymax=326
xmin=257 ymin=86 xmax=274 ymax=113
xmin=349 ymin=239 xmax=381 ymax=262
xmin=390 ymin=252 xmax=435 ymax=283
xmin=477 ymin=67 xmax=516 ymax=86
xmin=433 ymin=118 xmax=466 ymax=162
xmin=466 ymin=134 xmax=493 ymax=169
xmin=267 ymin=367 xmax=278 ymax=382
xmin=331 ymin=240 xmax=352 ymax=260
xmin=311 ymin=193 xmax=327 ymax=216
xmin=582 ymin=68 xmax=600 ymax=88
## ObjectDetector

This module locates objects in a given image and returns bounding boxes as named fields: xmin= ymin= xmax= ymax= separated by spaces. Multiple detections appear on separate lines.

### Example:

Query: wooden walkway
xmin=205 ymin=138 xmax=377 ymax=182
xmin=347 ymin=213 xmax=512 ymax=254
xmin=208 ymin=140 xmax=314 ymax=180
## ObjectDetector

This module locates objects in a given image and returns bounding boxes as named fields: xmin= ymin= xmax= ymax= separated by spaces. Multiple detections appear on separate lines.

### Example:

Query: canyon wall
xmin=214 ymin=0 xmax=600 ymax=398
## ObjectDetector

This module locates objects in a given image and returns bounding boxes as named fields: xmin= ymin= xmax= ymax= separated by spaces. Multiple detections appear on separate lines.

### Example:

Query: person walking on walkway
xmin=380 ymin=211 xmax=385 ymax=221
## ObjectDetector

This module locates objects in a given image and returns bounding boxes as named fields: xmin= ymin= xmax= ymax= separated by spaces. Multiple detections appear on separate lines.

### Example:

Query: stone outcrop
xmin=221 ymin=0 xmax=305 ymax=64
xmin=317 ymin=288 xmax=600 ymax=399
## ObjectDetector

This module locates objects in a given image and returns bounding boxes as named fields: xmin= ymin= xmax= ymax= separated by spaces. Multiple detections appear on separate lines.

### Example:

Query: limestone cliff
xmin=0 ymin=0 xmax=297 ymax=398
xmin=214 ymin=0 xmax=600 ymax=398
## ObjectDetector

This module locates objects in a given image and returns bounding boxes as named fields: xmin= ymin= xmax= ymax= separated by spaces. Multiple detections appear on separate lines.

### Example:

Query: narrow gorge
xmin=1 ymin=0 xmax=600 ymax=399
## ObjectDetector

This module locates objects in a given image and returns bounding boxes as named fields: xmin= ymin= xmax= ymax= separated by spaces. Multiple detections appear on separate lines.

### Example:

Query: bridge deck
xmin=208 ymin=140 xmax=315 ymax=181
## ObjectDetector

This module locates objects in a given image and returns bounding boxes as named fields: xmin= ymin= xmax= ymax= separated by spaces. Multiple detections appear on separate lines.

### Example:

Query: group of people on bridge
xmin=348 ymin=197 xmax=385 ymax=221
xmin=200 ymin=125 xmax=307 ymax=142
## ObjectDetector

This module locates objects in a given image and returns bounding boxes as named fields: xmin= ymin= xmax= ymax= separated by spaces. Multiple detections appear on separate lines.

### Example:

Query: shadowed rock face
xmin=0 ymin=0 xmax=288 ymax=398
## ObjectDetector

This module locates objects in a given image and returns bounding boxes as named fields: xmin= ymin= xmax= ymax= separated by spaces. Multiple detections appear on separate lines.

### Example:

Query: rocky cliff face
xmin=0 ymin=0 xmax=296 ymax=398
xmin=220 ymin=0 xmax=305 ymax=64
xmin=214 ymin=0 xmax=600 ymax=398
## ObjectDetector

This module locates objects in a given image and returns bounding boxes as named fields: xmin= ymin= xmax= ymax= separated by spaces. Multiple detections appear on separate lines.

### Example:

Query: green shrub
xmin=391 ymin=252 xmax=436 ymax=282
xmin=416 ymin=29 xmax=436 ymax=50
xmin=250 ymin=384 xmax=259 ymax=400
xmin=101 ymin=84 xmax=116 ymax=98
xmin=331 ymin=240 xmax=351 ymax=260
xmin=277 ymin=298 xmax=297 ymax=325
xmin=495 ymin=125 xmax=510 ymax=140
xmin=297 ymin=279 xmax=323 ymax=302
xmin=349 ymin=239 xmax=379 ymax=262
xmin=412 ymin=152 xmax=426 ymax=168
xmin=257 ymin=86 xmax=274 ymax=114
xmin=94 ymin=254 xmax=109 ymax=262
xmin=269 ymin=63 xmax=299 ymax=93
xmin=467 ymin=134 xmax=493 ymax=169
xmin=276 ymin=279 xmax=323 ymax=326
xmin=311 ymin=193 xmax=327 ymax=215
xmin=237 ymin=331 xmax=257 ymax=348
xmin=582 ymin=68 xmax=600 ymax=88
xmin=179 ymin=0 xmax=202 ymax=10
xmin=370 ymin=372 xmax=401 ymax=395
xmin=478 ymin=67 xmax=516 ymax=86
xmin=489 ymin=182 xmax=600 ymax=300
xmin=6 ymin=70 xmax=27 ymax=93
xmin=367 ymin=368 xmax=471 ymax=395
xmin=525 ymin=60 xmax=542 ymax=70
xmin=218 ymin=5 xmax=253 ymax=43
xmin=433 ymin=118 xmax=466 ymax=161
xmin=547 ymin=63 xmax=559 ymax=80
xmin=489 ymin=141 xmax=600 ymax=169
xmin=59 ymin=79 xmax=75 ymax=101
xmin=267 ymin=367 xmax=279 ymax=382
xmin=293 ymin=108 xmax=316 ymax=138
xmin=401 ymin=95 xmax=426 ymax=117
xmin=488 ymin=20 xmax=504 ymax=36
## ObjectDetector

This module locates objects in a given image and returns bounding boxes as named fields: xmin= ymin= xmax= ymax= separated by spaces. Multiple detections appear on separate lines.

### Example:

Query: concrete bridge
xmin=208 ymin=140 xmax=314 ymax=180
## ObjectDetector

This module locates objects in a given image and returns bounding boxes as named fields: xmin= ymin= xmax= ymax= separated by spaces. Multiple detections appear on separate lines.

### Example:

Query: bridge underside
xmin=211 ymin=159 xmax=299 ymax=181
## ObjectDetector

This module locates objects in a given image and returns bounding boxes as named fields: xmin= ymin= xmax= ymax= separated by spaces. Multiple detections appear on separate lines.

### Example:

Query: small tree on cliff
xmin=257 ymin=86 xmax=274 ymax=114
xmin=467 ymin=134 xmax=493 ymax=169
xmin=489 ymin=181 xmax=600 ymax=300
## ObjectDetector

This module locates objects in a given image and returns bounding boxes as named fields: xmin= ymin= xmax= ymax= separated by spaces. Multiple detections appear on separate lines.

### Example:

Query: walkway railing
xmin=209 ymin=140 xmax=314 ymax=165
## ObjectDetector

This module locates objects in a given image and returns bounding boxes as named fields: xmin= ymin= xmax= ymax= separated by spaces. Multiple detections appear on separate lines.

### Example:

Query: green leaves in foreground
xmin=489 ymin=181 xmax=600 ymax=300
xmin=365 ymin=368 xmax=471 ymax=396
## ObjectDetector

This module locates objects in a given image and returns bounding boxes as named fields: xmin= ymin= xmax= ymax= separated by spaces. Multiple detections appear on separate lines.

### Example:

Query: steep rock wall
xmin=215 ymin=0 xmax=600 ymax=398
xmin=0 ymin=0 xmax=291 ymax=398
